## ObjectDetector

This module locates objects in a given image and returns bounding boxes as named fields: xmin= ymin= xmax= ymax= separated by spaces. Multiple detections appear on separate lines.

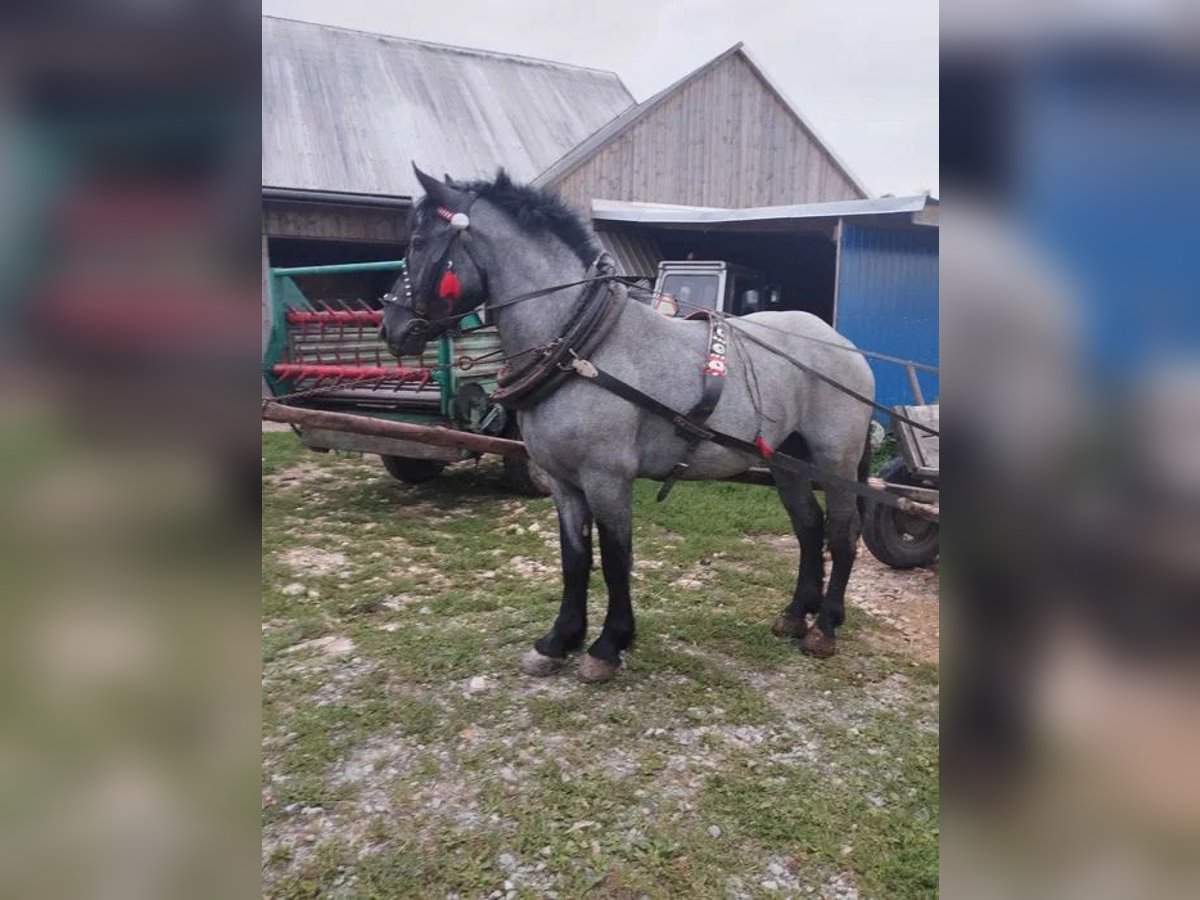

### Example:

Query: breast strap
xmin=654 ymin=312 xmax=730 ymax=500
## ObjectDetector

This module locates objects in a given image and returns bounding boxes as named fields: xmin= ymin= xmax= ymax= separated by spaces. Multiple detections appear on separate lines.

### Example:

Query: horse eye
xmin=409 ymin=235 xmax=425 ymax=249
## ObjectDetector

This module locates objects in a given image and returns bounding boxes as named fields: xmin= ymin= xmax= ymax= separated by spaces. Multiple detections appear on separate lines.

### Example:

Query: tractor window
xmin=658 ymin=273 xmax=720 ymax=316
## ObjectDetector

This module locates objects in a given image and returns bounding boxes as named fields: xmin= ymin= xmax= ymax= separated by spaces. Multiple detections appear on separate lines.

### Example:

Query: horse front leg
xmin=578 ymin=475 xmax=635 ymax=683
xmin=522 ymin=483 xmax=592 ymax=676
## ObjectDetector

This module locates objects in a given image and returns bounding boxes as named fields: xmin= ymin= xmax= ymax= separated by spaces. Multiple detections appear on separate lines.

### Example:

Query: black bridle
xmin=383 ymin=194 xmax=487 ymax=345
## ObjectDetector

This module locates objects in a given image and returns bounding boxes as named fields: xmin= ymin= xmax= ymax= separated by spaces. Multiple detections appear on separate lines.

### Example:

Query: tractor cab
xmin=650 ymin=260 xmax=780 ymax=318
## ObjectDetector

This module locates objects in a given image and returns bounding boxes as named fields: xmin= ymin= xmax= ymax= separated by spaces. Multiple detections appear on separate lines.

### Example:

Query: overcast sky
xmin=261 ymin=0 xmax=938 ymax=197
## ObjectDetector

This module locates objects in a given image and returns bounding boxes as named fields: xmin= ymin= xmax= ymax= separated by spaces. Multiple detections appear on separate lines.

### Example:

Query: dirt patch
xmin=846 ymin=554 xmax=939 ymax=666
xmin=264 ymin=461 xmax=362 ymax=490
xmin=760 ymin=535 xmax=939 ymax=665
xmin=277 ymin=546 xmax=350 ymax=577
xmin=287 ymin=635 xmax=356 ymax=657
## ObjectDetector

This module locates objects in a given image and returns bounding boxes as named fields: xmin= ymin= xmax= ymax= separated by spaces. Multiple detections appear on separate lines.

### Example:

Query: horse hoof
xmin=771 ymin=614 xmax=808 ymax=638
xmin=578 ymin=654 xmax=620 ymax=683
xmin=521 ymin=649 xmax=565 ymax=677
xmin=801 ymin=630 xmax=837 ymax=658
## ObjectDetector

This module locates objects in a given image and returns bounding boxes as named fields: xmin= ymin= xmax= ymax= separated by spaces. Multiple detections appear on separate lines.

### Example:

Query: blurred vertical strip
xmin=942 ymin=4 xmax=1200 ymax=896
xmin=0 ymin=4 xmax=259 ymax=899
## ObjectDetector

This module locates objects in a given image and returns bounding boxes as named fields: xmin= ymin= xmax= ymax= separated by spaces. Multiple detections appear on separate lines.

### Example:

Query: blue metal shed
xmin=592 ymin=195 xmax=940 ymax=415
xmin=835 ymin=222 xmax=940 ymax=409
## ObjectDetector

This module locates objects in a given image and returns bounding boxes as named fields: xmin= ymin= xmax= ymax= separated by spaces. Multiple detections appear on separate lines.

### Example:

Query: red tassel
xmin=438 ymin=269 xmax=461 ymax=300
xmin=755 ymin=435 xmax=774 ymax=459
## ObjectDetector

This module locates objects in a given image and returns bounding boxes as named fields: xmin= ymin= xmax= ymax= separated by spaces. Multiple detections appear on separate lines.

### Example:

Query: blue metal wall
xmin=835 ymin=224 xmax=939 ymax=414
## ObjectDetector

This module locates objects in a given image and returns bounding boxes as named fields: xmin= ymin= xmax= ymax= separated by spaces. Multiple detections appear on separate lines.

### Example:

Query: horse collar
xmin=491 ymin=253 xmax=626 ymax=410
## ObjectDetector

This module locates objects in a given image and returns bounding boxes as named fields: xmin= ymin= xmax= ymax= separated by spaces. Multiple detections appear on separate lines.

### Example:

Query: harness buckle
xmin=570 ymin=357 xmax=598 ymax=379
xmin=671 ymin=414 xmax=713 ymax=442
xmin=656 ymin=462 xmax=690 ymax=502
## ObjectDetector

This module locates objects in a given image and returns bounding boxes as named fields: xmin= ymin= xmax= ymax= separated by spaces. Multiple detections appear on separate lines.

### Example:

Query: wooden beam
xmin=261 ymin=402 xmax=529 ymax=458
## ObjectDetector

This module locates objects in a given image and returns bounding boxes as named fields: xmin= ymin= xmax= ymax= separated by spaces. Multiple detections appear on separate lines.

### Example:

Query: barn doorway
xmin=641 ymin=227 xmax=839 ymax=324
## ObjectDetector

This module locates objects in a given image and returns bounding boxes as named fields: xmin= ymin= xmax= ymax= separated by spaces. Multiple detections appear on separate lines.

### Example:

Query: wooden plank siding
xmin=547 ymin=52 xmax=864 ymax=211
xmin=263 ymin=202 xmax=409 ymax=243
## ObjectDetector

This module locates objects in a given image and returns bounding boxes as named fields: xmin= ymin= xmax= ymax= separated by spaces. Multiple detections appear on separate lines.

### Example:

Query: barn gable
xmin=535 ymin=44 xmax=869 ymax=210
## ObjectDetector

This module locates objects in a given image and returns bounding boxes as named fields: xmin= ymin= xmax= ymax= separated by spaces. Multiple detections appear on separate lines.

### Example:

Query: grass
xmin=262 ymin=432 xmax=939 ymax=899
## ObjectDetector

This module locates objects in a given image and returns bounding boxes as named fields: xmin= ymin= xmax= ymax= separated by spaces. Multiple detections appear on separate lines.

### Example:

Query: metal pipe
xmin=906 ymin=364 xmax=926 ymax=405
xmin=271 ymin=260 xmax=406 ymax=277
xmin=270 ymin=364 xmax=431 ymax=383
xmin=286 ymin=310 xmax=384 ymax=326
xmin=261 ymin=402 xmax=530 ymax=458
xmin=263 ymin=187 xmax=413 ymax=209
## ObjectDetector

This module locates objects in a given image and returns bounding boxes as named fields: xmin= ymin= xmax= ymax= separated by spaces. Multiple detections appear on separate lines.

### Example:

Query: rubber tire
xmin=381 ymin=455 xmax=445 ymax=484
xmin=501 ymin=423 xmax=553 ymax=496
xmin=503 ymin=454 xmax=553 ymax=496
xmin=862 ymin=457 xmax=939 ymax=569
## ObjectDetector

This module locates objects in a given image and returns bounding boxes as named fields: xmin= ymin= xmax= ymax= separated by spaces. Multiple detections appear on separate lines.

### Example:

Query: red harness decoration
xmin=438 ymin=266 xmax=461 ymax=300
xmin=755 ymin=434 xmax=774 ymax=459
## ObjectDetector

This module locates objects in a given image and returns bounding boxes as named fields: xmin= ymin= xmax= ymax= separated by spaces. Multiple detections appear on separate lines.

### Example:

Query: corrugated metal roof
xmin=262 ymin=17 xmax=635 ymax=196
xmin=533 ymin=43 xmax=871 ymax=198
xmin=591 ymin=194 xmax=936 ymax=227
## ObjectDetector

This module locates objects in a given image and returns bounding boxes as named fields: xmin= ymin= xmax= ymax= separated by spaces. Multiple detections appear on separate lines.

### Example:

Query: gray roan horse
xmin=382 ymin=166 xmax=874 ymax=683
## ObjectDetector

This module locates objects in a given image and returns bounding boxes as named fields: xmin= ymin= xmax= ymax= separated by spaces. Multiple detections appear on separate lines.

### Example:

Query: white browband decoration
xmin=435 ymin=205 xmax=471 ymax=231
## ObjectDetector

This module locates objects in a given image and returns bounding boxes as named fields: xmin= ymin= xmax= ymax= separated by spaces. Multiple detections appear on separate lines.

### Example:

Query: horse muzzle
xmin=385 ymin=317 xmax=437 ymax=358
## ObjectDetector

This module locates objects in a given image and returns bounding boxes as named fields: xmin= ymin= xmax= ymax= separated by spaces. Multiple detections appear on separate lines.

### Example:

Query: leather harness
xmin=488 ymin=256 xmax=729 ymax=501
xmin=653 ymin=311 xmax=729 ymax=501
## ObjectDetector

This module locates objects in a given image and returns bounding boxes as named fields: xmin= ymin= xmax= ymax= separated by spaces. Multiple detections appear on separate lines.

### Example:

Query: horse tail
xmin=856 ymin=430 xmax=872 ymax=520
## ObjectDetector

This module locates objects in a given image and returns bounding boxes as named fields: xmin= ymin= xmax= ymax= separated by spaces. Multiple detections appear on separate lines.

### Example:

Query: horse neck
xmin=485 ymin=239 xmax=591 ymax=358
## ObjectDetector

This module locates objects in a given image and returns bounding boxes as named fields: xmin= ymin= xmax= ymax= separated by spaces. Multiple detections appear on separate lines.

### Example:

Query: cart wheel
xmin=862 ymin=458 xmax=939 ymax=569
xmin=381 ymin=455 xmax=445 ymax=484
xmin=503 ymin=454 xmax=553 ymax=496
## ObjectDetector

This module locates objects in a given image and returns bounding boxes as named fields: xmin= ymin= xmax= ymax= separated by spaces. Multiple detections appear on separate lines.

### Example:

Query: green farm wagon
xmin=262 ymin=259 xmax=548 ymax=493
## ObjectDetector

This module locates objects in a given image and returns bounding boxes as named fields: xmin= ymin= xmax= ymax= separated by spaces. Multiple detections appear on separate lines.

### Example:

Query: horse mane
xmin=427 ymin=169 xmax=601 ymax=267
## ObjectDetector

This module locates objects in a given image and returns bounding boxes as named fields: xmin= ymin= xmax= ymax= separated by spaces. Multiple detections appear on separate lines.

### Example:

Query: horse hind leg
xmin=522 ymin=481 xmax=592 ymax=677
xmin=769 ymin=455 xmax=825 ymax=641
xmin=803 ymin=484 xmax=862 ymax=659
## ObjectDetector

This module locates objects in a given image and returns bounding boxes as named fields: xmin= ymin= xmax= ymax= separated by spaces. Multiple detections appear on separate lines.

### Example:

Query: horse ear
xmin=413 ymin=163 xmax=466 ymax=210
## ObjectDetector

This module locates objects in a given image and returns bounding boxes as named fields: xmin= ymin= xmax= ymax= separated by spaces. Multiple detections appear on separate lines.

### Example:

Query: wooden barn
xmin=262 ymin=18 xmax=870 ymax=274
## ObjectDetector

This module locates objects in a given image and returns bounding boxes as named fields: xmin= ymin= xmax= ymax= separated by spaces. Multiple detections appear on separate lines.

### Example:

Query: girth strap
xmin=567 ymin=357 xmax=908 ymax=509
xmin=657 ymin=312 xmax=730 ymax=501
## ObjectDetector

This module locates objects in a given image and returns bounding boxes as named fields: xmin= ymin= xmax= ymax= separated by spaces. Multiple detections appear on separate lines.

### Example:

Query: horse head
xmin=380 ymin=164 xmax=489 ymax=357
